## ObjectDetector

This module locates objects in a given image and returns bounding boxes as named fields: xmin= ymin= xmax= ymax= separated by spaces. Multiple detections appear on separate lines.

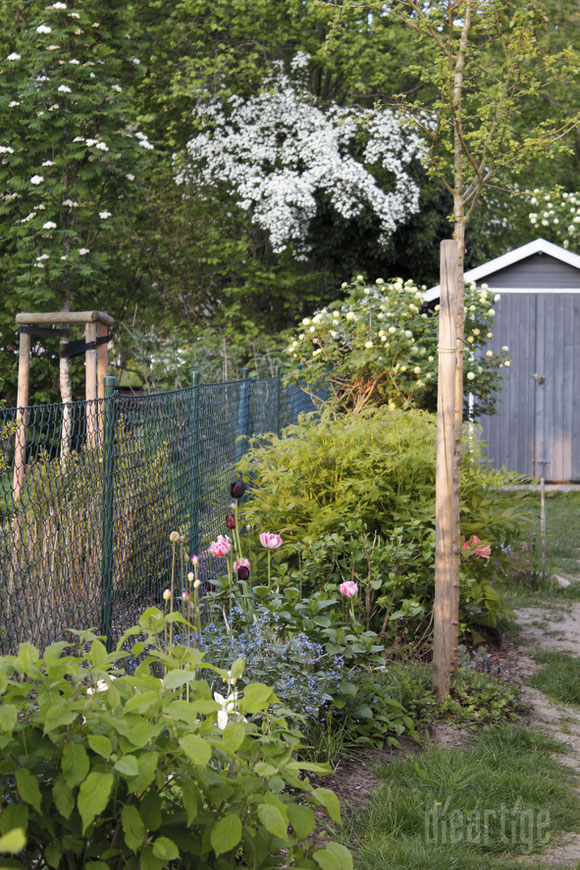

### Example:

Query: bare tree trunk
xmin=60 ymin=296 xmax=73 ymax=459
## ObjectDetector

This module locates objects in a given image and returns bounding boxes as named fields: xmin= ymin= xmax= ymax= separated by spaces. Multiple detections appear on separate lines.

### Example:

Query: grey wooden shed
xmin=425 ymin=239 xmax=580 ymax=481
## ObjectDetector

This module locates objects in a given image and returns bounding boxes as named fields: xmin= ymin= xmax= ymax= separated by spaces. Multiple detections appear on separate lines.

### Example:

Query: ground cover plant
xmin=0 ymin=605 xmax=352 ymax=869
xmin=347 ymin=725 xmax=580 ymax=870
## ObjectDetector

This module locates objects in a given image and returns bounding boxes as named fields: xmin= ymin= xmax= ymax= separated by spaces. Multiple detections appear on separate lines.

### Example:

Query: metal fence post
xmin=100 ymin=375 xmax=115 ymax=649
xmin=273 ymin=365 xmax=281 ymax=436
xmin=236 ymin=367 xmax=250 ymax=463
xmin=189 ymin=371 xmax=200 ymax=558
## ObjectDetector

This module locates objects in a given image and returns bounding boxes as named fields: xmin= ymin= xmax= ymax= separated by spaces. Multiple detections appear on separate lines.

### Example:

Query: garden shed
xmin=425 ymin=238 xmax=580 ymax=481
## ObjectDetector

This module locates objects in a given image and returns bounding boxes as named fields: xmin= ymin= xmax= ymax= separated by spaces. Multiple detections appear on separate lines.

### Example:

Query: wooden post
xmin=85 ymin=321 xmax=98 ymax=448
xmin=540 ymin=476 xmax=547 ymax=581
xmin=13 ymin=328 xmax=31 ymax=500
xmin=433 ymin=240 xmax=458 ymax=699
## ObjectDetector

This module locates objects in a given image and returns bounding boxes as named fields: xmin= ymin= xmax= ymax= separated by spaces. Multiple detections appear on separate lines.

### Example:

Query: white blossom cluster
xmin=177 ymin=59 xmax=426 ymax=258
xmin=528 ymin=189 xmax=579 ymax=250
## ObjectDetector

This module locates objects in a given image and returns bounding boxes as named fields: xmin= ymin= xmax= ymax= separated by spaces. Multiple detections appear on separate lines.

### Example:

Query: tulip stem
xmin=267 ymin=550 xmax=271 ymax=590
xmin=169 ymin=542 xmax=176 ymax=647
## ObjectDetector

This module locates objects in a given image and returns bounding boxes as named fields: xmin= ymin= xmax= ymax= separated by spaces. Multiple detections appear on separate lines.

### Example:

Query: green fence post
xmin=273 ymin=365 xmax=281 ymax=436
xmin=100 ymin=376 xmax=115 ymax=649
xmin=236 ymin=367 xmax=250 ymax=463
xmin=189 ymin=371 xmax=200 ymax=558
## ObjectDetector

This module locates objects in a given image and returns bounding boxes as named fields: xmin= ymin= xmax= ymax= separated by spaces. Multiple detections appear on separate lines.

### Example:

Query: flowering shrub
xmin=284 ymin=276 xmax=510 ymax=415
xmin=176 ymin=55 xmax=425 ymax=260
xmin=0 ymin=608 xmax=351 ymax=869
xmin=528 ymin=189 xmax=579 ymax=249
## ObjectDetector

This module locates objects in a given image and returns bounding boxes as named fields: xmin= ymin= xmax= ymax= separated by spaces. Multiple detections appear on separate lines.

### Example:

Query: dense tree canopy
xmin=0 ymin=0 xmax=576 ymax=402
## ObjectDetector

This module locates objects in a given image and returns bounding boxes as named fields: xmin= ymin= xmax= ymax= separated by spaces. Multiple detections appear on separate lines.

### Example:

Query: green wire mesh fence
xmin=0 ymin=373 xmax=318 ymax=653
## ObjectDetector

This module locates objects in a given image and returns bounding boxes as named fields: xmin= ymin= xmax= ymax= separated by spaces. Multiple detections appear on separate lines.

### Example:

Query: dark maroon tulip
xmin=237 ymin=565 xmax=250 ymax=581
xmin=226 ymin=514 xmax=236 ymax=529
xmin=230 ymin=480 xmax=245 ymax=499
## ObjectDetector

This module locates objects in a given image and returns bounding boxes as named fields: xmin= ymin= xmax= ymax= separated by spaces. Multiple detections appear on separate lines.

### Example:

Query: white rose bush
xmin=528 ymin=189 xmax=579 ymax=250
xmin=285 ymin=276 xmax=511 ymax=416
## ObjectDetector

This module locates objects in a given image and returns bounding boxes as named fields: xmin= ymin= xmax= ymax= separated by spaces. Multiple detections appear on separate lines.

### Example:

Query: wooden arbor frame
xmin=13 ymin=310 xmax=114 ymax=499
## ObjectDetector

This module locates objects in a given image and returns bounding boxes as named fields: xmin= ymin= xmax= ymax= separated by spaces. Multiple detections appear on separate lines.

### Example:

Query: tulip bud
xmin=191 ymin=555 xmax=198 ymax=566
xmin=187 ymin=571 xmax=194 ymax=582
xmin=163 ymin=589 xmax=171 ymax=601
xmin=237 ymin=565 xmax=250 ymax=581
xmin=169 ymin=531 xmax=179 ymax=543
xmin=193 ymin=579 xmax=201 ymax=589
xmin=182 ymin=590 xmax=190 ymax=601
xmin=226 ymin=514 xmax=236 ymax=529
xmin=230 ymin=480 xmax=245 ymax=499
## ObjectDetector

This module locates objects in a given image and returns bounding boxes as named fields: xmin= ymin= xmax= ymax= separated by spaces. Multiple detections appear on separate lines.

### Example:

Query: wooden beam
xmin=85 ymin=322 xmax=98 ymax=448
xmin=97 ymin=323 xmax=109 ymax=401
xmin=13 ymin=329 xmax=31 ymax=501
xmin=433 ymin=240 xmax=458 ymax=699
xmin=16 ymin=311 xmax=114 ymax=327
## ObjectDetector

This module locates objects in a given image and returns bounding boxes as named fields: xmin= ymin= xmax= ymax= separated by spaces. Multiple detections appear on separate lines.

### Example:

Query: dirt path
xmin=512 ymin=598 xmax=580 ymax=867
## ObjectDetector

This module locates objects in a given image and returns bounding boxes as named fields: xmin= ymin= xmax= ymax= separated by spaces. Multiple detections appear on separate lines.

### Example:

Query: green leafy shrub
xmin=239 ymin=406 xmax=531 ymax=635
xmin=0 ymin=607 xmax=352 ymax=869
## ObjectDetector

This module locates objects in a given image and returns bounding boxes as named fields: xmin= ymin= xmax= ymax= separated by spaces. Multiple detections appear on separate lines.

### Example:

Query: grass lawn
xmin=347 ymin=725 xmax=579 ymax=869
xmin=501 ymin=491 xmax=580 ymax=609
xmin=529 ymin=651 xmax=580 ymax=707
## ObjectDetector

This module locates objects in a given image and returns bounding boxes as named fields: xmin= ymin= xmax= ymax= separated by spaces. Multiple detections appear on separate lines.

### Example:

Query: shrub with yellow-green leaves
xmin=285 ymin=276 xmax=510 ymax=416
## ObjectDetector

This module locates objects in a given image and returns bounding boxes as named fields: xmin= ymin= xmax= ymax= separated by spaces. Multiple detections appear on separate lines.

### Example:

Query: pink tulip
xmin=233 ymin=558 xmax=250 ymax=572
xmin=209 ymin=535 xmax=231 ymax=558
xmin=339 ymin=581 xmax=358 ymax=598
xmin=259 ymin=532 xmax=283 ymax=550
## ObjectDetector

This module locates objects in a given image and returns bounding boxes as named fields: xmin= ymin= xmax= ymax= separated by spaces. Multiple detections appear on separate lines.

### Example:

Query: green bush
xmin=238 ymin=406 xmax=531 ymax=635
xmin=0 ymin=607 xmax=352 ymax=869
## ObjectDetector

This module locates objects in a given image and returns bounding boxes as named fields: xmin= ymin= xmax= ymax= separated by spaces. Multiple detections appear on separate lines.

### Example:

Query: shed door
xmin=478 ymin=293 xmax=580 ymax=481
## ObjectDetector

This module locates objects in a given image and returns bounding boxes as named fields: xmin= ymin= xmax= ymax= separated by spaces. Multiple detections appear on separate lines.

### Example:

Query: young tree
xmin=0 ymin=0 xmax=153 ymax=413
xmin=330 ymin=0 xmax=578 ymax=692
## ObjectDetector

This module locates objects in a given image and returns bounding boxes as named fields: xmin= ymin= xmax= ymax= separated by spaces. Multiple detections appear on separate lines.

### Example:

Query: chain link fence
xmin=0 ymin=373 xmax=318 ymax=653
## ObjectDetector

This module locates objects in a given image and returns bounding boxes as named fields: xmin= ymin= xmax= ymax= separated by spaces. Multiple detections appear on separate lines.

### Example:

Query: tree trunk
xmin=59 ymin=297 xmax=73 ymax=459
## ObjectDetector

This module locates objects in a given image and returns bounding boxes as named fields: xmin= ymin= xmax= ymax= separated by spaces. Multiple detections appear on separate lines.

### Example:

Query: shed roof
xmin=424 ymin=238 xmax=580 ymax=303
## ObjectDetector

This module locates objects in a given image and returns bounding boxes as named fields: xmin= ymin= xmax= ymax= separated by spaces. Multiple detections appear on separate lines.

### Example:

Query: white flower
xmin=95 ymin=142 xmax=109 ymax=151
xmin=309 ymin=325 xmax=315 ymax=333
xmin=8 ymin=101 xmax=20 ymax=108
xmin=0 ymin=146 xmax=14 ymax=154
xmin=365 ymin=340 xmax=373 ymax=349
xmin=345 ymin=311 xmax=355 ymax=321
xmin=99 ymin=210 xmax=112 ymax=219
xmin=413 ymin=366 xmax=421 ymax=374
xmin=111 ymin=84 xmax=122 ymax=92
xmin=213 ymin=691 xmax=246 ymax=730
xmin=47 ymin=45 xmax=59 ymax=50
xmin=126 ymin=173 xmax=135 ymax=181
xmin=467 ymin=372 xmax=475 ymax=381
xmin=486 ymin=350 xmax=493 ymax=358
xmin=57 ymin=84 xmax=71 ymax=93
xmin=36 ymin=253 xmax=49 ymax=261
xmin=50 ymin=2 xmax=67 ymax=8
xmin=42 ymin=220 xmax=56 ymax=229
xmin=494 ymin=294 xmax=501 ymax=302
xmin=85 ymin=138 xmax=97 ymax=146
xmin=6 ymin=52 xmax=21 ymax=61
xmin=73 ymin=136 xmax=85 ymax=143
xmin=501 ymin=345 xmax=509 ymax=352
xmin=488 ymin=308 xmax=496 ymax=316
xmin=69 ymin=59 xmax=80 ymax=64
xmin=130 ymin=57 xmax=141 ymax=65
xmin=69 ymin=11 xmax=80 ymax=17
xmin=388 ymin=326 xmax=396 ymax=334
xmin=62 ymin=198 xmax=77 ymax=207
xmin=504 ymin=360 xmax=511 ymax=367
xmin=302 ymin=317 xmax=310 ymax=326
xmin=42 ymin=160 xmax=54 ymax=167
xmin=36 ymin=24 xmax=52 ymax=33
xmin=30 ymin=175 xmax=44 ymax=185
xmin=78 ymin=247 xmax=90 ymax=255
xmin=356 ymin=274 xmax=364 ymax=282
xmin=330 ymin=330 xmax=338 ymax=339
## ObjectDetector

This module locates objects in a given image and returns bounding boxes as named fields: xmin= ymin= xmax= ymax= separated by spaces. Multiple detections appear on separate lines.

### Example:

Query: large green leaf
xmin=0 ymin=705 xmax=17 ymax=734
xmin=287 ymin=804 xmax=316 ymax=842
xmin=88 ymin=734 xmax=112 ymax=759
xmin=0 ymin=827 xmax=26 ymax=855
xmin=61 ymin=743 xmax=90 ymax=788
xmin=313 ymin=788 xmax=341 ymax=824
xmin=210 ymin=814 xmax=242 ymax=857
xmin=179 ymin=733 xmax=211 ymax=767
xmin=239 ymin=683 xmax=274 ymax=714
xmin=313 ymin=842 xmax=353 ymax=870
xmin=152 ymin=836 xmax=179 ymax=861
xmin=77 ymin=772 xmax=114 ymax=834
xmin=114 ymin=756 xmax=139 ymax=777
xmin=257 ymin=804 xmax=288 ymax=841
xmin=52 ymin=777 xmax=74 ymax=820
xmin=121 ymin=805 xmax=146 ymax=853
xmin=15 ymin=769 xmax=42 ymax=814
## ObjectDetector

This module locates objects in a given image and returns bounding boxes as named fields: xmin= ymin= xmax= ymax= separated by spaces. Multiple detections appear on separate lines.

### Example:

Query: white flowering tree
xmin=285 ymin=276 xmax=509 ymax=415
xmin=528 ymin=190 xmax=579 ymax=250
xmin=0 ymin=0 xmax=153 ymax=407
xmin=176 ymin=56 xmax=426 ymax=260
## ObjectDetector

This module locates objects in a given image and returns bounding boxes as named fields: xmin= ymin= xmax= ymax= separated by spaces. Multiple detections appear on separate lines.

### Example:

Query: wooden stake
xmin=433 ymin=240 xmax=458 ymax=699
xmin=85 ymin=322 xmax=98 ymax=448
xmin=96 ymin=322 xmax=109 ymax=444
xmin=13 ymin=329 xmax=31 ymax=500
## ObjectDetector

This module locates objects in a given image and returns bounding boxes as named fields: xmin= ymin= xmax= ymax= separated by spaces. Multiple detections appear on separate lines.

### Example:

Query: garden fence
xmin=0 ymin=371 xmax=318 ymax=653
